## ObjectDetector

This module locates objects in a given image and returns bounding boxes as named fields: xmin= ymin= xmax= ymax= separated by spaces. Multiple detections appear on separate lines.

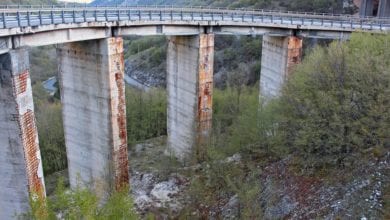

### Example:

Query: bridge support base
xmin=260 ymin=36 xmax=302 ymax=99
xmin=167 ymin=34 xmax=214 ymax=161
xmin=0 ymin=49 xmax=45 ymax=218
xmin=57 ymin=37 xmax=129 ymax=197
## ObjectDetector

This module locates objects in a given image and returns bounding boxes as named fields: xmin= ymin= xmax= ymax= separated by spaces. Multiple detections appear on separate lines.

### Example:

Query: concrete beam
xmin=116 ymin=25 xmax=203 ymax=36
xmin=211 ymin=26 xmax=293 ymax=36
xmin=57 ymin=37 xmax=129 ymax=197
xmin=297 ymin=30 xmax=351 ymax=40
xmin=167 ymin=34 xmax=214 ymax=161
xmin=13 ymin=27 xmax=111 ymax=48
xmin=0 ymin=49 xmax=45 ymax=218
xmin=260 ymin=36 xmax=302 ymax=98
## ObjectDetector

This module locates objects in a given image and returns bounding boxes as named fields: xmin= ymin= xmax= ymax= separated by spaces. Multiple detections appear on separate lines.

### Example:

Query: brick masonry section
xmin=19 ymin=109 xmax=45 ymax=195
xmin=14 ymin=70 xmax=29 ymax=95
xmin=0 ymin=49 xmax=45 ymax=219
xmin=13 ymin=65 xmax=45 ymax=198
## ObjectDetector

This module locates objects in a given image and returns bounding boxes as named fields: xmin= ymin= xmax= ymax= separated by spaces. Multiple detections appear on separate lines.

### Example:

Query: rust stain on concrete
xmin=14 ymin=70 xmax=29 ymax=95
xmin=287 ymin=36 xmax=303 ymax=75
xmin=13 ymin=70 xmax=45 ymax=198
xmin=109 ymin=37 xmax=129 ymax=190
xmin=20 ymin=110 xmax=44 ymax=196
xmin=197 ymin=34 xmax=214 ymax=145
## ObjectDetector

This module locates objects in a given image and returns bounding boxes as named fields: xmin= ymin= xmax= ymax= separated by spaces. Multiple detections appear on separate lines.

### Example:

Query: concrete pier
xmin=378 ymin=0 xmax=390 ymax=17
xmin=359 ymin=0 xmax=390 ymax=17
xmin=0 ymin=49 xmax=45 ymax=218
xmin=167 ymin=34 xmax=214 ymax=160
xmin=260 ymin=36 xmax=302 ymax=98
xmin=57 ymin=37 xmax=129 ymax=197
xmin=360 ymin=0 xmax=376 ymax=17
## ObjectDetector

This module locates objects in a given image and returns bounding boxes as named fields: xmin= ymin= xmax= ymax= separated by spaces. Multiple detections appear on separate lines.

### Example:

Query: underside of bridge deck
xmin=57 ymin=37 xmax=129 ymax=198
xmin=0 ymin=49 xmax=45 ymax=219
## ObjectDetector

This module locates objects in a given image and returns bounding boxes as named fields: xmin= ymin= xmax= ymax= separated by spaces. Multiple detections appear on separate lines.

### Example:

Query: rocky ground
xmin=125 ymin=54 xmax=166 ymax=88
xmin=129 ymin=137 xmax=190 ymax=218
xmin=44 ymin=136 xmax=389 ymax=219
xmin=261 ymin=153 xmax=390 ymax=219
xmin=128 ymin=136 xmax=390 ymax=219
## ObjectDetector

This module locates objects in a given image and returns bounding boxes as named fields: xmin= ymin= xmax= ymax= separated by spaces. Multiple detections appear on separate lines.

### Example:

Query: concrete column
xmin=57 ymin=37 xmax=129 ymax=198
xmin=167 ymin=34 xmax=214 ymax=160
xmin=0 ymin=49 xmax=45 ymax=218
xmin=360 ymin=0 xmax=374 ymax=16
xmin=378 ymin=0 xmax=390 ymax=17
xmin=260 ymin=36 xmax=302 ymax=98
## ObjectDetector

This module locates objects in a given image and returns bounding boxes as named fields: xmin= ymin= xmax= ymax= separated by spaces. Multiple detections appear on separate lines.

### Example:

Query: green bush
xmin=33 ymin=84 xmax=67 ymax=175
xmin=126 ymin=87 xmax=167 ymax=145
xmin=24 ymin=179 xmax=138 ymax=220
xmin=277 ymin=33 xmax=390 ymax=170
xmin=124 ymin=36 xmax=166 ymax=58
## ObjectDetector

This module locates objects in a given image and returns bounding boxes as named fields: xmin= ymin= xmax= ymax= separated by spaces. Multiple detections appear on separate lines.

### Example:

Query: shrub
xmin=277 ymin=33 xmax=390 ymax=170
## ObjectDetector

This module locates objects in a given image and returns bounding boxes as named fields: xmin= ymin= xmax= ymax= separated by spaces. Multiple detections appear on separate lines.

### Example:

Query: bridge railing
xmin=0 ymin=6 xmax=388 ymax=31
xmin=0 ymin=4 xmax=374 ymax=18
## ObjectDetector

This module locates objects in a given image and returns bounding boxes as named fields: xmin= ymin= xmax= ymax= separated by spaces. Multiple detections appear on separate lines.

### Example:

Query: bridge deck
xmin=0 ymin=5 xmax=388 ymax=54
xmin=0 ymin=6 xmax=388 ymax=33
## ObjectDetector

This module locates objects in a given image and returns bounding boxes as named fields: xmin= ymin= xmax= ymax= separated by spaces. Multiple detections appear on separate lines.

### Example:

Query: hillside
xmin=1 ymin=0 xmax=57 ymax=4
xmin=12 ymin=0 xmax=388 ymax=219
xmin=94 ymin=0 xmax=357 ymax=89
xmin=91 ymin=0 xmax=355 ymax=14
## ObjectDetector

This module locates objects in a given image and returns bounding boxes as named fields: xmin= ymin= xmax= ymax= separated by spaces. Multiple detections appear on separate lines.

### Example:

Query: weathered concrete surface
xmin=260 ymin=36 xmax=302 ymax=98
xmin=13 ymin=27 xmax=111 ymax=48
xmin=0 ymin=37 xmax=12 ymax=55
xmin=197 ymin=34 xmax=214 ymax=153
xmin=286 ymin=37 xmax=303 ymax=75
xmin=359 ymin=0 xmax=389 ymax=17
xmin=378 ymin=0 xmax=390 ymax=17
xmin=0 ymin=49 xmax=45 ymax=219
xmin=57 ymin=37 xmax=129 ymax=197
xmin=360 ymin=0 xmax=376 ymax=16
xmin=167 ymin=34 xmax=214 ymax=160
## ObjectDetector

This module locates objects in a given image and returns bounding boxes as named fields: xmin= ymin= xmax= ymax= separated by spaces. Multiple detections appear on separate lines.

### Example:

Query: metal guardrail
xmin=1 ymin=4 xmax=388 ymax=18
xmin=0 ymin=5 xmax=388 ymax=31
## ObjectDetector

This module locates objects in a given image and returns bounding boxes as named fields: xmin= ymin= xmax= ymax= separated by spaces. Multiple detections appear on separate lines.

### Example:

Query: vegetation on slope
xmin=2 ymin=0 xmax=58 ymax=5
xmin=34 ymin=84 xmax=66 ymax=175
xmin=124 ymin=35 xmax=263 ymax=88
xmin=180 ymin=33 xmax=390 ymax=218
xmin=93 ymin=0 xmax=349 ymax=13
xmin=20 ymin=0 xmax=386 ymax=217
xmin=24 ymin=179 xmax=138 ymax=219
xmin=28 ymin=32 xmax=389 ymax=218
xmin=278 ymin=34 xmax=390 ymax=171
xmin=126 ymin=87 xmax=167 ymax=145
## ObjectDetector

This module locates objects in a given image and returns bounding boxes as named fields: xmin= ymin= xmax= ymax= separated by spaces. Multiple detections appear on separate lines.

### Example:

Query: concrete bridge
xmin=0 ymin=4 xmax=389 ymax=218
